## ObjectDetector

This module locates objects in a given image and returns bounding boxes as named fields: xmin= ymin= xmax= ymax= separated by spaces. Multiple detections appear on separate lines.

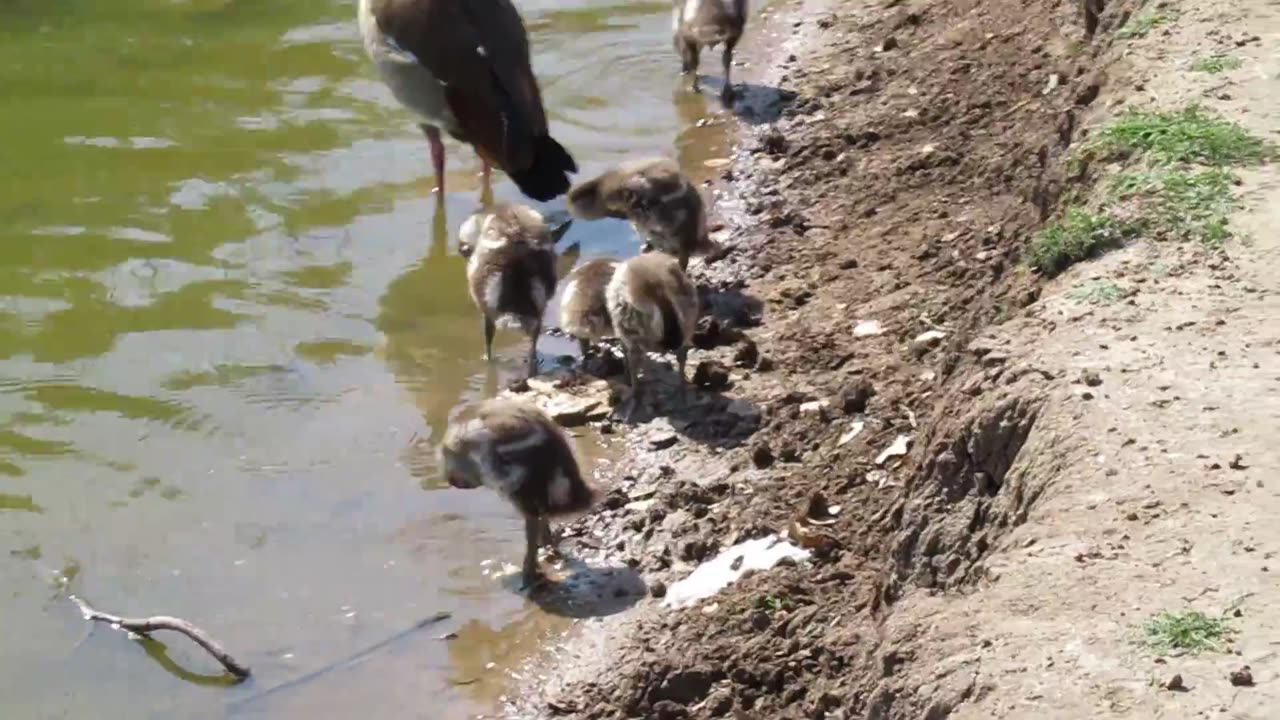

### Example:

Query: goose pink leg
xmin=422 ymin=125 xmax=446 ymax=195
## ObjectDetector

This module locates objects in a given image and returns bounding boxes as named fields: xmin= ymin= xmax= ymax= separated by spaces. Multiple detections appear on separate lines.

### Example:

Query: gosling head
xmin=438 ymin=419 xmax=486 ymax=490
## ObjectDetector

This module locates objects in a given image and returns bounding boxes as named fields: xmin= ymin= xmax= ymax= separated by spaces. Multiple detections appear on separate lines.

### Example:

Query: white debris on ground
xmin=661 ymin=535 xmax=812 ymax=609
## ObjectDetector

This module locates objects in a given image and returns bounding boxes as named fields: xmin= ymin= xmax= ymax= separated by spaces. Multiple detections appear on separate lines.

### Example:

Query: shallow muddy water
xmin=0 ymin=0 xmax=752 ymax=717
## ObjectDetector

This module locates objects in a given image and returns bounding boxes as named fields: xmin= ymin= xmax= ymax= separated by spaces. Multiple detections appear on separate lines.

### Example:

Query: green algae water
xmin=0 ymin=0 xmax=740 ymax=717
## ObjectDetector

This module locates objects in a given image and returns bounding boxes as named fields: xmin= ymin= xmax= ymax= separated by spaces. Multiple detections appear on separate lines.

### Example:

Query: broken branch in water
xmin=70 ymin=595 xmax=251 ymax=680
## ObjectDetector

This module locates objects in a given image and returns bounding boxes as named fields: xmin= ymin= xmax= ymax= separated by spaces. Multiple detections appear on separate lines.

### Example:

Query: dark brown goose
xmin=358 ymin=0 xmax=578 ymax=200
xmin=439 ymin=398 xmax=598 ymax=588
xmin=558 ymin=258 xmax=619 ymax=358
xmin=567 ymin=158 xmax=715 ymax=271
xmin=460 ymin=203 xmax=564 ymax=377
xmin=672 ymin=0 xmax=748 ymax=103
xmin=605 ymin=252 xmax=698 ymax=416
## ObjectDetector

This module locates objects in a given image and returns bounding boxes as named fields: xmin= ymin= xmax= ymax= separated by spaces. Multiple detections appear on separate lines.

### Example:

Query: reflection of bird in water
xmin=357 ymin=0 xmax=578 ymax=202
xmin=376 ymin=200 xmax=482 ymax=482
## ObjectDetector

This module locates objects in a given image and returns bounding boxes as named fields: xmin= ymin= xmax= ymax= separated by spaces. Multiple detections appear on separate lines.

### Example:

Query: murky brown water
xmin=0 ymin=0 xmax=751 ymax=717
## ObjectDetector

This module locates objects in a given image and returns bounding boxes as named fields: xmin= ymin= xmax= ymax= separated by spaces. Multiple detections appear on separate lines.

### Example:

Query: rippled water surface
xmin=0 ymin=0 xmax=746 ymax=717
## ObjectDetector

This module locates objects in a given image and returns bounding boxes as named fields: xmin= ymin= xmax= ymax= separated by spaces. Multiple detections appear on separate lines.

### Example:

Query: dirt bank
xmin=503 ymin=0 xmax=1280 ymax=717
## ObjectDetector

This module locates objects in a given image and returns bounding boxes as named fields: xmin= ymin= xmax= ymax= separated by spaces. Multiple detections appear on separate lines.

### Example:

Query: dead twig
xmin=70 ymin=595 xmax=251 ymax=680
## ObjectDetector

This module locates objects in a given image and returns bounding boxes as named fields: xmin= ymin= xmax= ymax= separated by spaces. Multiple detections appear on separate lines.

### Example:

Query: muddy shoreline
xmin=501 ymin=0 xmax=1162 ymax=717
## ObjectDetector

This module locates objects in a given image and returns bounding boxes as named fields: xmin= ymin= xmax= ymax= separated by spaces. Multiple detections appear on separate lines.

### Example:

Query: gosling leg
xmin=526 ymin=320 xmax=541 ymax=379
xmin=721 ymin=39 xmax=738 ymax=104
xmin=521 ymin=514 xmax=544 ymax=590
xmin=483 ymin=315 xmax=496 ymax=362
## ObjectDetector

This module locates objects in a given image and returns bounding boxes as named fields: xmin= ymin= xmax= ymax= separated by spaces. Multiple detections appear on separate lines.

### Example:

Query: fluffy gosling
xmin=460 ymin=203 xmax=563 ymax=377
xmin=558 ymin=258 xmax=620 ymax=358
xmin=439 ymin=398 xmax=599 ymax=589
xmin=606 ymin=252 xmax=699 ymax=415
xmin=567 ymin=158 xmax=714 ymax=271
xmin=672 ymin=0 xmax=748 ymax=103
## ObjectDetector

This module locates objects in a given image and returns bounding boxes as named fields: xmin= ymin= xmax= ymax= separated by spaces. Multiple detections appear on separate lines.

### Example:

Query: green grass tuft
xmin=1116 ymin=10 xmax=1172 ymax=39
xmin=1070 ymin=279 xmax=1124 ymax=304
xmin=1027 ymin=209 xmax=1138 ymax=277
xmin=1108 ymin=167 xmax=1237 ymax=246
xmin=1191 ymin=54 xmax=1243 ymax=74
xmin=1091 ymin=106 xmax=1272 ymax=166
xmin=1141 ymin=610 xmax=1233 ymax=654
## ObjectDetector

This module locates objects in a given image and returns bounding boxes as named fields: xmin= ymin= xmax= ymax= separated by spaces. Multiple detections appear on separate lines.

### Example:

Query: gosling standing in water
xmin=439 ymin=399 xmax=598 ymax=588
xmin=459 ymin=203 xmax=564 ymax=377
xmin=567 ymin=158 xmax=715 ymax=271
xmin=606 ymin=253 xmax=699 ymax=416
xmin=672 ymin=0 xmax=748 ymax=103
xmin=558 ymin=258 xmax=620 ymax=358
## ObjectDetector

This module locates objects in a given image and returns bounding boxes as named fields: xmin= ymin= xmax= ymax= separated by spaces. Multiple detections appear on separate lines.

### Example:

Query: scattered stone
xmin=649 ymin=432 xmax=679 ymax=451
xmin=749 ymin=610 xmax=771 ymax=630
xmin=854 ymin=320 xmax=885 ymax=337
xmin=910 ymin=330 xmax=947 ymax=355
xmin=693 ymin=360 xmax=732 ymax=391
xmin=756 ymin=354 xmax=775 ymax=372
xmin=876 ymin=36 xmax=899 ymax=52
xmin=1230 ymin=666 xmax=1254 ymax=687
xmin=875 ymin=434 xmax=912 ymax=465
xmin=838 ymin=378 xmax=876 ymax=414
xmin=838 ymin=420 xmax=865 ymax=446
xmin=751 ymin=441 xmax=775 ymax=468
xmin=649 ymin=580 xmax=668 ymax=599
xmin=799 ymin=399 xmax=829 ymax=416
xmin=1163 ymin=673 xmax=1185 ymax=691
xmin=539 ymin=394 xmax=606 ymax=428
xmin=1080 ymin=369 xmax=1103 ymax=387
xmin=1229 ymin=454 xmax=1248 ymax=470
xmin=733 ymin=338 xmax=760 ymax=368
xmin=508 ymin=378 xmax=530 ymax=393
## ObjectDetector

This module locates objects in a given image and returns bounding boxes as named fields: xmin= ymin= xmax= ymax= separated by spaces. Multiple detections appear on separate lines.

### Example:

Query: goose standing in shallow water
xmin=558 ymin=257 xmax=619 ymax=358
xmin=672 ymin=0 xmax=748 ymax=103
xmin=567 ymin=158 xmax=716 ymax=271
xmin=357 ymin=0 xmax=578 ymax=201
xmin=606 ymin=253 xmax=698 ymax=417
xmin=439 ymin=398 xmax=599 ymax=588
xmin=459 ymin=203 xmax=566 ymax=377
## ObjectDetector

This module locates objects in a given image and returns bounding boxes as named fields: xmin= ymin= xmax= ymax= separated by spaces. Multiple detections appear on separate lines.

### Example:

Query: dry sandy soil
xmin=501 ymin=0 xmax=1280 ymax=717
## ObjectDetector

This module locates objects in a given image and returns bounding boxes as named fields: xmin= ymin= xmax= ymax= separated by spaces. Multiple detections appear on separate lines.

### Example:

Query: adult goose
xmin=358 ymin=0 xmax=578 ymax=201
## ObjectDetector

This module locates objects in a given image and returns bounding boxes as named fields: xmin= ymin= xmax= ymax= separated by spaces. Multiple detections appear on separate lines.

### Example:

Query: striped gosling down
xmin=439 ymin=398 xmax=599 ymax=588
xmin=567 ymin=158 xmax=715 ymax=271
xmin=558 ymin=258 xmax=620 ymax=358
xmin=606 ymin=252 xmax=698 ymax=411
xmin=459 ymin=203 xmax=559 ymax=377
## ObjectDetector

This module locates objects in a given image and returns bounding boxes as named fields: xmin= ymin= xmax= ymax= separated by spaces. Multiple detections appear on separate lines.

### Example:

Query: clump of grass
xmin=1191 ymin=54 xmax=1243 ymax=74
xmin=1027 ymin=208 xmax=1138 ymax=277
xmin=1141 ymin=610 xmax=1233 ymax=654
xmin=1070 ymin=279 xmax=1124 ymax=304
xmin=1090 ymin=106 xmax=1272 ymax=166
xmin=1108 ymin=167 xmax=1236 ymax=245
xmin=758 ymin=594 xmax=795 ymax=613
xmin=1116 ymin=10 xmax=1172 ymax=39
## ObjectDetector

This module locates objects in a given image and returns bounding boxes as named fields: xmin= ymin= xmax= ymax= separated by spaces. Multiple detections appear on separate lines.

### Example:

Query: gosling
xmin=439 ymin=398 xmax=599 ymax=589
xmin=459 ymin=203 xmax=563 ymax=377
xmin=567 ymin=158 xmax=715 ymax=271
xmin=672 ymin=0 xmax=748 ymax=103
xmin=558 ymin=258 xmax=620 ymax=358
xmin=606 ymin=253 xmax=699 ymax=415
